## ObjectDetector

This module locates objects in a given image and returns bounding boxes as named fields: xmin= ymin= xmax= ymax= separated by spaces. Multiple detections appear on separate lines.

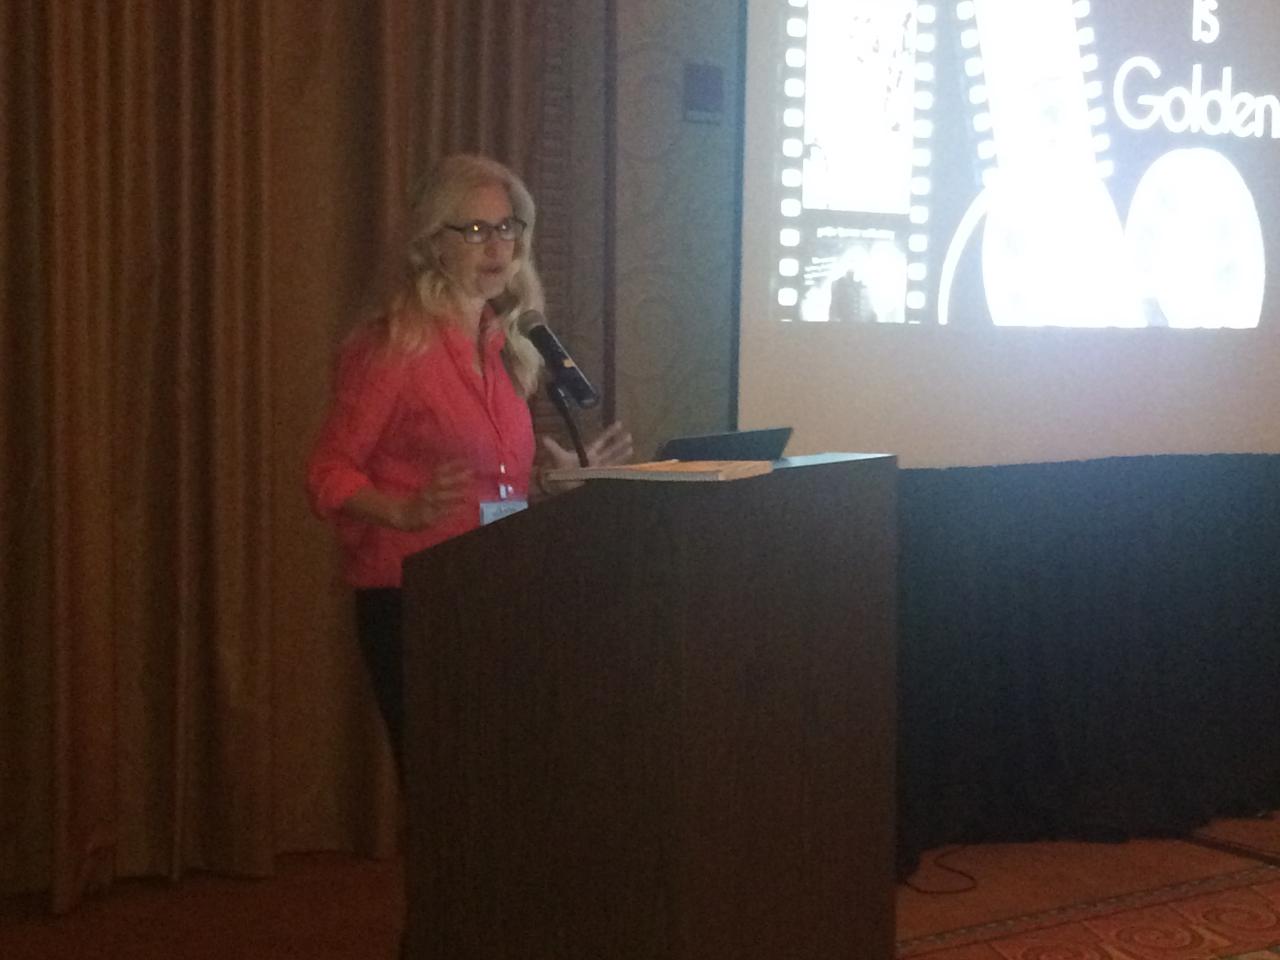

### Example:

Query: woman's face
xmin=434 ymin=183 xmax=521 ymax=304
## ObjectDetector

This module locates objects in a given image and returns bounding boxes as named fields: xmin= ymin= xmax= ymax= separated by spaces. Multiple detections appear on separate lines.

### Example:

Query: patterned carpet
xmin=897 ymin=865 xmax=1280 ymax=959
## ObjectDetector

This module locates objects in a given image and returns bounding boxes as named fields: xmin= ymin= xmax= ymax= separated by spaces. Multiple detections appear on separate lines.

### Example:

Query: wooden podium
xmin=402 ymin=454 xmax=898 ymax=959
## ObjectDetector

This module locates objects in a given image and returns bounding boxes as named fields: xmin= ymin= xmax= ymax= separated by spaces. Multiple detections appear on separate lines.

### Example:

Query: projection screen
xmin=737 ymin=0 xmax=1280 ymax=466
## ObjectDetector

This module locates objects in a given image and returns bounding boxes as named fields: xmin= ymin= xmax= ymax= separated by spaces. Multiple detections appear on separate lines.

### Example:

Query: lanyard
xmin=439 ymin=318 xmax=517 ymax=500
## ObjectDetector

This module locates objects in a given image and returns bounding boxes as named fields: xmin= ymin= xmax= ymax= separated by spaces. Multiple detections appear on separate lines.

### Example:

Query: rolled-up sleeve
xmin=306 ymin=335 xmax=406 ymax=520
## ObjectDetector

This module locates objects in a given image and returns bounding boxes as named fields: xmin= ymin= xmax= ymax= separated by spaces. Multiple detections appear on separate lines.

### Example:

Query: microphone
xmin=521 ymin=311 xmax=600 ymax=409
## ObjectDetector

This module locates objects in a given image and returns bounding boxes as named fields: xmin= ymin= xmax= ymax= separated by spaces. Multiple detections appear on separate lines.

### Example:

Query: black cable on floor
xmin=902 ymin=845 xmax=979 ymax=895
xmin=1183 ymin=826 xmax=1280 ymax=869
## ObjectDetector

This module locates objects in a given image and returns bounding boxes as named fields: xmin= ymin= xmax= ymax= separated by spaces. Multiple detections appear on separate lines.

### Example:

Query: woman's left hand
xmin=538 ymin=421 xmax=634 ymax=494
xmin=584 ymin=420 xmax=634 ymax=468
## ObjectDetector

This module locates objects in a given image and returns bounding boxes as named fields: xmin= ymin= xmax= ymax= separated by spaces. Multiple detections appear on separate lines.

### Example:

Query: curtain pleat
xmin=47 ymin=0 xmax=119 ymax=912
xmin=195 ymin=0 xmax=275 ymax=876
xmin=414 ymin=1 xmax=546 ymax=174
xmin=0 ymin=0 xmax=55 ymax=899
xmin=173 ymin=0 xmax=204 ymax=878
xmin=112 ymin=0 xmax=175 ymax=879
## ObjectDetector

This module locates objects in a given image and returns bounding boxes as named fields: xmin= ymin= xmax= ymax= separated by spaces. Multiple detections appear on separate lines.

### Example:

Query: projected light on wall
xmin=1125 ymin=148 xmax=1265 ymax=329
xmin=944 ymin=0 xmax=1142 ymax=328
xmin=768 ymin=0 xmax=936 ymax=323
xmin=939 ymin=0 xmax=1265 ymax=328
xmin=755 ymin=0 xmax=1271 ymax=331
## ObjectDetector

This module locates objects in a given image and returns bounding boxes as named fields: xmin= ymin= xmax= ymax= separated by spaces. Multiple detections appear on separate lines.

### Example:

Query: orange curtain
xmin=3 ymin=0 xmax=293 ymax=912
xmin=0 ymin=0 xmax=559 ymax=914
xmin=415 ymin=1 xmax=547 ymax=171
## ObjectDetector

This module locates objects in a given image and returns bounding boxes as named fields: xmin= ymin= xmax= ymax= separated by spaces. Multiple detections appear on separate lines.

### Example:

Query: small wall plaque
xmin=683 ymin=62 xmax=724 ymax=125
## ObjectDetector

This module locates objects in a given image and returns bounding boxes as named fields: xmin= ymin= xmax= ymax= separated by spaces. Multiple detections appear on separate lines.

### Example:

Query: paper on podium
xmin=544 ymin=459 xmax=773 ymax=483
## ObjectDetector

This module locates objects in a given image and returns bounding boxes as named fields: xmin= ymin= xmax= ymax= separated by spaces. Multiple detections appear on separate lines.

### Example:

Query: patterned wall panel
xmin=561 ymin=0 xmax=609 ymax=439
xmin=613 ymin=0 xmax=743 ymax=457
xmin=531 ymin=0 xmax=610 ymax=446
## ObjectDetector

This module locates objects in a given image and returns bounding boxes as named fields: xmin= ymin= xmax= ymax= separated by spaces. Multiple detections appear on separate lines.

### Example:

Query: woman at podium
xmin=306 ymin=154 xmax=630 ymax=766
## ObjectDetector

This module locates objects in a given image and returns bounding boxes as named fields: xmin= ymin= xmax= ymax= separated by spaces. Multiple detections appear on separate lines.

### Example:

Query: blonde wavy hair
xmin=385 ymin=154 xmax=545 ymax=397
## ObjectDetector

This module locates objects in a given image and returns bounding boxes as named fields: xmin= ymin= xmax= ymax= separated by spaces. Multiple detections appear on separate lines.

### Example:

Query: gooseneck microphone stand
xmin=546 ymin=381 xmax=590 ymax=467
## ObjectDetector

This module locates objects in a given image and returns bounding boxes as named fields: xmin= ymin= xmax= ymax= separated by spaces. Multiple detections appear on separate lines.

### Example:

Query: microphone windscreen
xmin=521 ymin=313 xmax=600 ymax=409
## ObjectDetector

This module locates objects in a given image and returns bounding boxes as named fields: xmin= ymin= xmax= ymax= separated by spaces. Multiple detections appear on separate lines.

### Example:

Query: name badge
xmin=480 ymin=498 xmax=528 ymax=526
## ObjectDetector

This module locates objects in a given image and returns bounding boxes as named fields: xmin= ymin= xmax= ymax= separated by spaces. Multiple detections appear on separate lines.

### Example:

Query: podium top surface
xmin=403 ymin=452 xmax=896 ymax=575
xmin=773 ymin=452 xmax=894 ymax=470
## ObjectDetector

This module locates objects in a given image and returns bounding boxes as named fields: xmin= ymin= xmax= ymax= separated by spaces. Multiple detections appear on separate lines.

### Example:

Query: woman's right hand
xmin=395 ymin=460 xmax=472 ymax=531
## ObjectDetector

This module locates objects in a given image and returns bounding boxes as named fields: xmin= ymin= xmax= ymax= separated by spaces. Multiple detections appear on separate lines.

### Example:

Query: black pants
xmin=354 ymin=587 xmax=404 ymax=771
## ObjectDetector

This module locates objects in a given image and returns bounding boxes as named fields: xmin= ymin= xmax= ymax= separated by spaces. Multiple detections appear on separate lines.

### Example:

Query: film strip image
xmin=943 ymin=0 xmax=1266 ymax=328
xmin=772 ymin=0 xmax=936 ymax=323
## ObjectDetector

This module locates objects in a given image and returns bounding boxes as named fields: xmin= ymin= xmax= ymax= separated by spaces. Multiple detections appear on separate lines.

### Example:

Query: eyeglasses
xmin=441 ymin=217 xmax=527 ymax=244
